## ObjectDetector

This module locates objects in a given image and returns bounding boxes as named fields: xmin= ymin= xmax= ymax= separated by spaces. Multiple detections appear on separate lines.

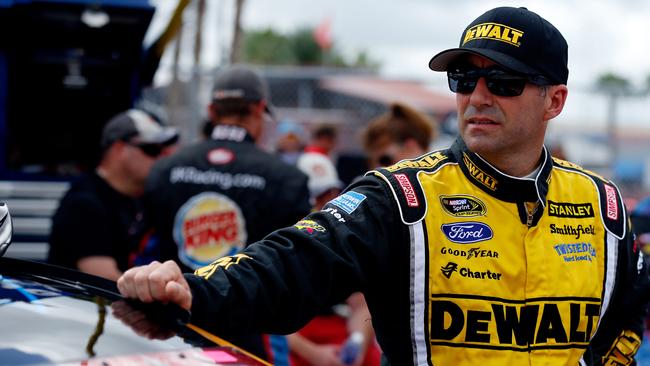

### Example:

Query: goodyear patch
xmin=173 ymin=192 xmax=247 ymax=269
xmin=330 ymin=191 xmax=366 ymax=214
xmin=294 ymin=220 xmax=326 ymax=234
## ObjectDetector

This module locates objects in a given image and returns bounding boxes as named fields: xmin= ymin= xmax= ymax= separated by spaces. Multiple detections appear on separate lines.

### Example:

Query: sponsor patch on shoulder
xmin=604 ymin=184 xmax=618 ymax=220
xmin=330 ymin=191 xmax=366 ymax=214
xmin=395 ymin=174 xmax=418 ymax=207
xmin=294 ymin=220 xmax=326 ymax=234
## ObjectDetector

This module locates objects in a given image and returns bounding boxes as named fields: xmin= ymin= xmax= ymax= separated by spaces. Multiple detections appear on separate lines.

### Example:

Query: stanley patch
xmin=547 ymin=201 xmax=594 ymax=218
xmin=463 ymin=22 xmax=524 ymax=47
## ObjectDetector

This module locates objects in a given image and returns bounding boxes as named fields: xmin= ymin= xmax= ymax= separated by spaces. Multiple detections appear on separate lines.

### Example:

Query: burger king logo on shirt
xmin=173 ymin=192 xmax=247 ymax=269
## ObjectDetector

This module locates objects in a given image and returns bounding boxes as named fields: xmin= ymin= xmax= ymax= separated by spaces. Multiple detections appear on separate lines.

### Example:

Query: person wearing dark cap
xmin=137 ymin=65 xmax=310 ymax=359
xmin=115 ymin=8 xmax=648 ymax=366
xmin=48 ymin=109 xmax=179 ymax=280
xmin=141 ymin=65 xmax=310 ymax=272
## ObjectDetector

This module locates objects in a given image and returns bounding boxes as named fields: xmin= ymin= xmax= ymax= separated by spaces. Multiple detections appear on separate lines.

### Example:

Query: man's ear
xmin=543 ymin=85 xmax=568 ymax=121
xmin=251 ymin=101 xmax=266 ymax=117
xmin=101 ymin=141 xmax=125 ymax=162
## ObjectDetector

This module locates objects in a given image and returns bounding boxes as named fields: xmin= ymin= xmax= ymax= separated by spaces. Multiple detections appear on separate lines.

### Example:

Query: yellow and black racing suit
xmin=185 ymin=138 xmax=648 ymax=366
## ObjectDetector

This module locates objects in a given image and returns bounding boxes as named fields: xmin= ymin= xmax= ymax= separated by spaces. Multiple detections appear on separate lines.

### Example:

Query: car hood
xmin=0 ymin=257 xmax=267 ymax=366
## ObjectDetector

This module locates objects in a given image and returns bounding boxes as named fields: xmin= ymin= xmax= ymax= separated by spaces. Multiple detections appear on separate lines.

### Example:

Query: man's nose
xmin=468 ymin=77 xmax=493 ymax=107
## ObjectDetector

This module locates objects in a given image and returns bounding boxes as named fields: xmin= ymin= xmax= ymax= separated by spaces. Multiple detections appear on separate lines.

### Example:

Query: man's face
xmin=455 ymin=55 xmax=549 ymax=165
xmin=122 ymin=141 xmax=168 ymax=188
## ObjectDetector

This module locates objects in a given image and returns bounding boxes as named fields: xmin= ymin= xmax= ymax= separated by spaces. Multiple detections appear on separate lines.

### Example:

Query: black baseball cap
xmin=429 ymin=7 xmax=568 ymax=85
xmin=101 ymin=109 xmax=179 ymax=150
xmin=211 ymin=65 xmax=274 ymax=117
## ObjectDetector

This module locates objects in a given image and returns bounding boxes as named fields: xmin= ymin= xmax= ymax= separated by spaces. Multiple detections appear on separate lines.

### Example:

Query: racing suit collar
xmin=211 ymin=124 xmax=255 ymax=144
xmin=451 ymin=137 xmax=552 ymax=206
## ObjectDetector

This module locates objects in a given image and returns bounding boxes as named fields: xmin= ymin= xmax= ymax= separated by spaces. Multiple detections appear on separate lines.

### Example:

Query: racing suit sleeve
xmin=584 ymin=219 xmax=650 ymax=366
xmin=183 ymin=175 xmax=402 ymax=335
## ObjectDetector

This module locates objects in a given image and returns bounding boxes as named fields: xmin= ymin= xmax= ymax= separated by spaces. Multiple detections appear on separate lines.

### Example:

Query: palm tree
xmin=594 ymin=72 xmax=632 ymax=171
xmin=230 ymin=0 xmax=246 ymax=63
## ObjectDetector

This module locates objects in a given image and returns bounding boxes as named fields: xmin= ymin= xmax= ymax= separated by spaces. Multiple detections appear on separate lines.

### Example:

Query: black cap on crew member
xmin=211 ymin=65 xmax=274 ymax=117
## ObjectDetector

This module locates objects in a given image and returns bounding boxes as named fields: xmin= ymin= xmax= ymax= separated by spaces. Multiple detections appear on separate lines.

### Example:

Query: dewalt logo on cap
xmin=462 ymin=22 xmax=524 ymax=47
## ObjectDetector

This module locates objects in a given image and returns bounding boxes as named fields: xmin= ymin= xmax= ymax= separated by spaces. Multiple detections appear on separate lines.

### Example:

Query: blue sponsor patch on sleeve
xmin=330 ymin=191 xmax=366 ymax=214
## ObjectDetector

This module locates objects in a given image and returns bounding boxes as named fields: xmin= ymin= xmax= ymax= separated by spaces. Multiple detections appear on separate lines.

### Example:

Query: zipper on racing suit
xmin=525 ymin=201 xmax=541 ymax=227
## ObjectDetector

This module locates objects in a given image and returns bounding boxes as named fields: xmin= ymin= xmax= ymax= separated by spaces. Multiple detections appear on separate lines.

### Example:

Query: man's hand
xmin=117 ymin=260 xmax=192 ymax=311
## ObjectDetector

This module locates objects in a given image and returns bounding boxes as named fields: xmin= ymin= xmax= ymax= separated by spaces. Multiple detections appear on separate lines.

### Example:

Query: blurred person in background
xmin=304 ymin=124 xmax=338 ymax=158
xmin=630 ymin=196 xmax=650 ymax=364
xmin=293 ymin=151 xmax=380 ymax=366
xmin=548 ymin=142 xmax=568 ymax=160
xmin=631 ymin=196 xmax=650 ymax=259
xmin=141 ymin=65 xmax=311 ymax=360
xmin=117 ymin=7 xmax=649 ymax=365
xmin=297 ymin=146 xmax=344 ymax=210
xmin=47 ymin=109 xmax=178 ymax=280
xmin=362 ymin=102 xmax=435 ymax=169
xmin=276 ymin=120 xmax=307 ymax=165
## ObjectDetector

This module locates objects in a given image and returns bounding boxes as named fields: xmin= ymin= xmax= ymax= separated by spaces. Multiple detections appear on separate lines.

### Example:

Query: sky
xmin=147 ymin=0 xmax=650 ymax=128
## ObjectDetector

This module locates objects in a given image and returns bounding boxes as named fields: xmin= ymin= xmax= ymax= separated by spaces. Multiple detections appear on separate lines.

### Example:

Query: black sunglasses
xmin=129 ymin=143 xmax=165 ymax=158
xmin=447 ymin=65 xmax=551 ymax=97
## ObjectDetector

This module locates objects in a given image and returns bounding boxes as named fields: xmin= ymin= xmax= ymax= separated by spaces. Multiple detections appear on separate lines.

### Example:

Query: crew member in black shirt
xmin=48 ymin=109 xmax=178 ymax=280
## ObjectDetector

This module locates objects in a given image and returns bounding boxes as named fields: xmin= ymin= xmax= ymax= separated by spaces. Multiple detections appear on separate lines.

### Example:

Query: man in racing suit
xmin=142 ymin=65 xmax=310 ymax=271
xmin=139 ymin=65 xmax=311 ymax=358
xmin=118 ymin=7 xmax=649 ymax=365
